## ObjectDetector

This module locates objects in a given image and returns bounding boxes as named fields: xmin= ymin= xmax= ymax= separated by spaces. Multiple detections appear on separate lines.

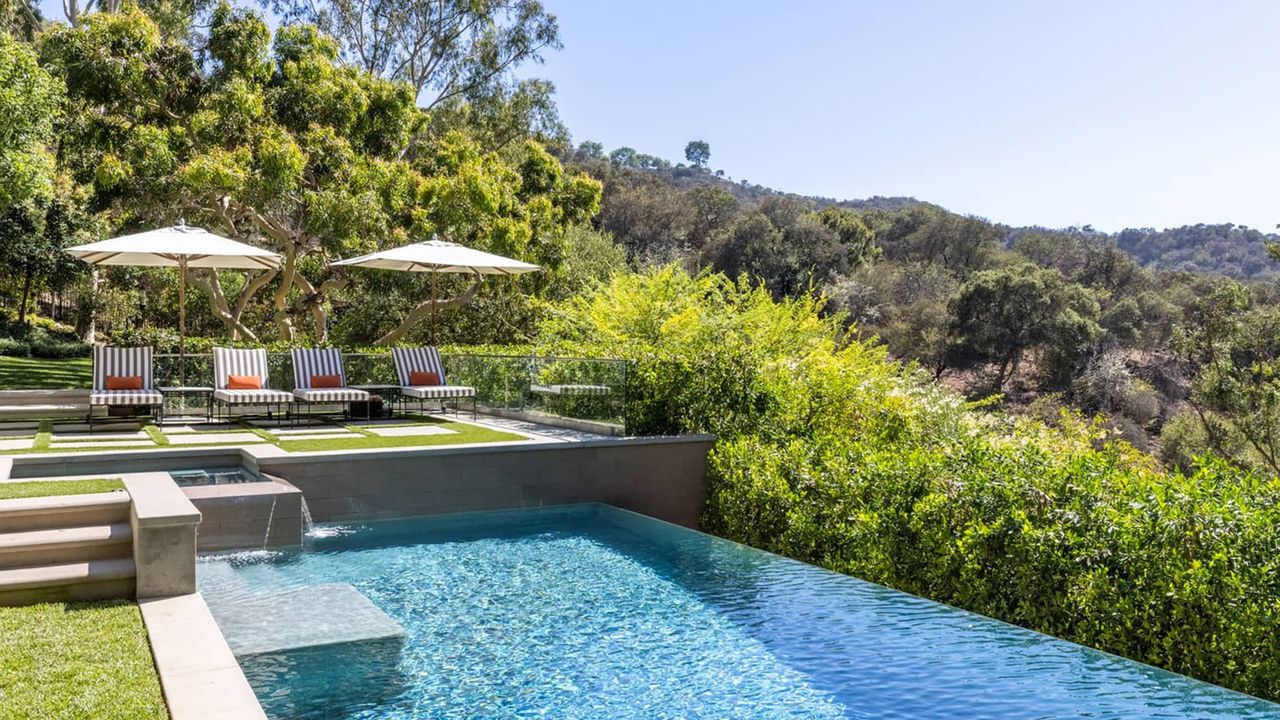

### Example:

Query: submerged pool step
xmin=0 ymin=523 xmax=133 ymax=569
xmin=0 ymin=491 xmax=131 ymax=532
xmin=0 ymin=557 xmax=136 ymax=606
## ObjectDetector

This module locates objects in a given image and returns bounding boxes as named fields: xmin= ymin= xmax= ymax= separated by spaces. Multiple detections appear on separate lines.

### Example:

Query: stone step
xmin=0 ymin=557 xmax=136 ymax=606
xmin=0 ymin=404 xmax=87 ymax=420
xmin=0 ymin=523 xmax=132 ymax=569
xmin=0 ymin=491 xmax=131 ymax=532
xmin=0 ymin=389 xmax=89 ymax=404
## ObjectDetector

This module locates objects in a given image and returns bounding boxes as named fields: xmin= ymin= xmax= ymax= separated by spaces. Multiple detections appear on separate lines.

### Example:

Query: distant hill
xmin=568 ymin=148 xmax=1280 ymax=281
xmin=1113 ymin=224 xmax=1279 ymax=281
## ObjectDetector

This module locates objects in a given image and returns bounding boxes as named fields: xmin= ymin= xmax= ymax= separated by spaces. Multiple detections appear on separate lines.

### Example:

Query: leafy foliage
xmin=0 ymin=33 xmax=61 ymax=210
xmin=545 ymin=265 xmax=1280 ymax=702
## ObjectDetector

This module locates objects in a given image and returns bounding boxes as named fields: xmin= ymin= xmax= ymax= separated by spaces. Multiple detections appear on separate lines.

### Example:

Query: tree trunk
xmin=273 ymin=245 xmax=299 ymax=342
xmin=374 ymin=276 xmax=484 ymax=346
xmin=79 ymin=268 xmax=98 ymax=343
xmin=17 ymin=264 xmax=33 ymax=325
xmin=186 ymin=270 xmax=260 ymax=340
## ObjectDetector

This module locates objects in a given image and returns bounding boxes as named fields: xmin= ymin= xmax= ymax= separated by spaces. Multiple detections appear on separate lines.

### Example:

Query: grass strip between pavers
xmin=142 ymin=424 xmax=169 ymax=446
xmin=0 ymin=600 xmax=167 ymax=720
xmin=32 ymin=419 xmax=52 ymax=452
xmin=0 ymin=478 xmax=124 ymax=500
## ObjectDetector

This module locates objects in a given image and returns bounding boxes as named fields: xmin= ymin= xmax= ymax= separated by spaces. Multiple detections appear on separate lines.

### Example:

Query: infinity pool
xmin=198 ymin=504 xmax=1280 ymax=719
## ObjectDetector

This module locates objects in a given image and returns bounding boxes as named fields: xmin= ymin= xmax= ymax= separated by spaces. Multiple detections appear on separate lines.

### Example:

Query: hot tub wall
xmin=256 ymin=436 xmax=714 ymax=529
xmin=185 ymin=479 xmax=303 ymax=551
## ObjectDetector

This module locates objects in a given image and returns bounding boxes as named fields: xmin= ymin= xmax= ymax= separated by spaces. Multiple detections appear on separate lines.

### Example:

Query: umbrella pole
xmin=178 ymin=256 xmax=187 ymax=385
xmin=431 ymin=270 xmax=438 ymax=345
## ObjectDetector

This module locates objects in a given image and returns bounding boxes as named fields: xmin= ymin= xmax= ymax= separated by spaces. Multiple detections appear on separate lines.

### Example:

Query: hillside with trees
xmin=557 ymin=143 xmax=1280 ymax=475
xmin=3 ymin=0 xmax=1280 ymax=703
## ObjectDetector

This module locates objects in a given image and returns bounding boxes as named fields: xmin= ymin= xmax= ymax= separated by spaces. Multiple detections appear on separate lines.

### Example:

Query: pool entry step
xmin=0 ymin=491 xmax=136 ymax=605
xmin=207 ymin=582 xmax=407 ymax=715
xmin=210 ymin=582 xmax=405 ymax=656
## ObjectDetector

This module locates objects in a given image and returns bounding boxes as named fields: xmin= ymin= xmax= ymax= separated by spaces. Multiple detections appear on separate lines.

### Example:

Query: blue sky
xmin=35 ymin=0 xmax=1280 ymax=232
xmin=527 ymin=0 xmax=1280 ymax=232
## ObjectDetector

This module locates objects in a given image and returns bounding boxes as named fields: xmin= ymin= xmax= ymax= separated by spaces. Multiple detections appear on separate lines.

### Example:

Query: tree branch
xmin=374 ymin=273 xmax=483 ymax=345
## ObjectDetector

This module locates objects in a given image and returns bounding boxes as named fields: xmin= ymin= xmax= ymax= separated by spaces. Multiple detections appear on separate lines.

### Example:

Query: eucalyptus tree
xmin=40 ymin=3 xmax=599 ymax=343
xmin=1 ymin=0 xmax=41 ymax=39
xmin=0 ymin=33 xmax=61 ymax=211
xmin=265 ymin=0 xmax=559 ymax=109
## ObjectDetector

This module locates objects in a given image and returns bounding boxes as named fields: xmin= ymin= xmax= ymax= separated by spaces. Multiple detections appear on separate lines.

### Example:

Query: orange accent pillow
xmin=105 ymin=375 xmax=143 ymax=390
xmin=311 ymin=374 xmax=343 ymax=388
xmin=227 ymin=375 xmax=262 ymax=390
xmin=409 ymin=371 xmax=440 ymax=386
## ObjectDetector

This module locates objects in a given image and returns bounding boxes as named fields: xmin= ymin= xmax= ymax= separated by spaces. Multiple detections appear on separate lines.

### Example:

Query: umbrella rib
xmin=84 ymin=252 xmax=123 ymax=264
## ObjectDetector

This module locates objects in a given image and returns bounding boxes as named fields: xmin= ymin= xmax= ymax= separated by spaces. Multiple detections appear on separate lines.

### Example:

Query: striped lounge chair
xmin=89 ymin=345 xmax=164 ymax=431
xmin=392 ymin=347 xmax=476 ymax=419
xmin=211 ymin=347 xmax=294 ymax=421
xmin=290 ymin=348 xmax=370 ymax=421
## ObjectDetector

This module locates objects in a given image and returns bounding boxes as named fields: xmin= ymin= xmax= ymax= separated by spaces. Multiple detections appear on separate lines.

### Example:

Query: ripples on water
xmin=197 ymin=504 xmax=1280 ymax=720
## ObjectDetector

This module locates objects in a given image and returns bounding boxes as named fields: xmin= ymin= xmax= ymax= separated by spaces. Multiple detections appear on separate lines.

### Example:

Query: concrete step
xmin=0 ymin=389 xmax=89 ymax=404
xmin=0 ymin=492 xmax=131 ymax=532
xmin=0 ymin=523 xmax=132 ymax=569
xmin=0 ymin=557 xmax=135 ymax=606
xmin=0 ymin=404 xmax=87 ymax=420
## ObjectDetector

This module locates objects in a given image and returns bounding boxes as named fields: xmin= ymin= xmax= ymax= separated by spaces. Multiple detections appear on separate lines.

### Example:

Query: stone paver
xmin=51 ymin=430 xmax=150 ymax=442
xmin=167 ymin=432 xmax=266 ymax=445
xmin=269 ymin=426 xmax=345 ymax=436
xmin=0 ymin=439 xmax=33 ymax=450
xmin=0 ymin=430 xmax=39 ymax=440
xmin=162 ymin=424 xmax=242 ymax=434
xmin=47 ymin=440 xmax=156 ymax=449
xmin=366 ymin=425 xmax=456 ymax=437
xmin=52 ymin=422 xmax=140 ymax=433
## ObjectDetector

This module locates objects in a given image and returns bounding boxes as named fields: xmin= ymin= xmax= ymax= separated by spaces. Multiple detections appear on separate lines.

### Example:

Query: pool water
xmin=197 ymin=504 xmax=1280 ymax=719
xmin=169 ymin=466 xmax=261 ymax=487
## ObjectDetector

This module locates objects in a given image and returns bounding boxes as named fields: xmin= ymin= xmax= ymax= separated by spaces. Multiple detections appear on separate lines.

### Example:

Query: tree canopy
xmin=36 ymin=2 xmax=599 ymax=344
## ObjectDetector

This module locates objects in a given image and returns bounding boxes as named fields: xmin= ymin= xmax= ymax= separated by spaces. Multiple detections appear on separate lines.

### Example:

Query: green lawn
xmin=0 ymin=600 xmax=168 ymax=720
xmin=276 ymin=420 xmax=525 ymax=452
xmin=0 ymin=357 xmax=91 ymax=390
xmin=0 ymin=478 xmax=124 ymax=500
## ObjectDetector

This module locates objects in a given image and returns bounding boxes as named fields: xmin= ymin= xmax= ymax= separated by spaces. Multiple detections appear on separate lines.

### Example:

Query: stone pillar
xmin=123 ymin=473 xmax=202 ymax=598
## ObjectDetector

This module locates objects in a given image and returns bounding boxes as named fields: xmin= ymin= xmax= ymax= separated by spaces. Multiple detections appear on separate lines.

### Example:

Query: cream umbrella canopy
xmin=65 ymin=223 xmax=281 ymax=380
xmin=333 ymin=239 xmax=541 ymax=343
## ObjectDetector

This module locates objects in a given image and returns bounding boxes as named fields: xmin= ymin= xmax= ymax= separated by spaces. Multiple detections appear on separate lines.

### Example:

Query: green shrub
xmin=0 ymin=338 xmax=31 ymax=357
xmin=544 ymin=265 xmax=1280 ymax=702
xmin=29 ymin=339 xmax=90 ymax=359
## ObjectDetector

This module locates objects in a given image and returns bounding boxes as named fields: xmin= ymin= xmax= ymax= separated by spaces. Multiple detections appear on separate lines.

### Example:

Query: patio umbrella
xmin=65 ymin=222 xmax=281 ymax=381
xmin=333 ymin=238 xmax=540 ymax=342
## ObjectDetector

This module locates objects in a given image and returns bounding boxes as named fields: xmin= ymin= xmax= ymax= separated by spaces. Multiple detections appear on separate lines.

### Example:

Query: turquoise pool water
xmin=198 ymin=504 xmax=1280 ymax=719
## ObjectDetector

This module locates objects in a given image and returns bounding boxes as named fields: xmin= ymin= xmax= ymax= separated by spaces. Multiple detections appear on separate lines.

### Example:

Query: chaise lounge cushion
xmin=90 ymin=390 xmax=164 ymax=406
xmin=213 ymin=388 xmax=294 ymax=404
xmin=292 ymin=387 xmax=370 ymax=403
xmin=401 ymin=385 xmax=475 ymax=399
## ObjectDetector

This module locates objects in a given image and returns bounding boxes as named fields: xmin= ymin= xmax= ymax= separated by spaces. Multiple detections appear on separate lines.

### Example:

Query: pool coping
xmin=139 ymin=592 xmax=269 ymax=720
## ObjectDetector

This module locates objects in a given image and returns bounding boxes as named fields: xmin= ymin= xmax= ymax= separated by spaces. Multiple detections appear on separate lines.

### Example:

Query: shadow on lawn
xmin=0 ymin=357 xmax=92 ymax=390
